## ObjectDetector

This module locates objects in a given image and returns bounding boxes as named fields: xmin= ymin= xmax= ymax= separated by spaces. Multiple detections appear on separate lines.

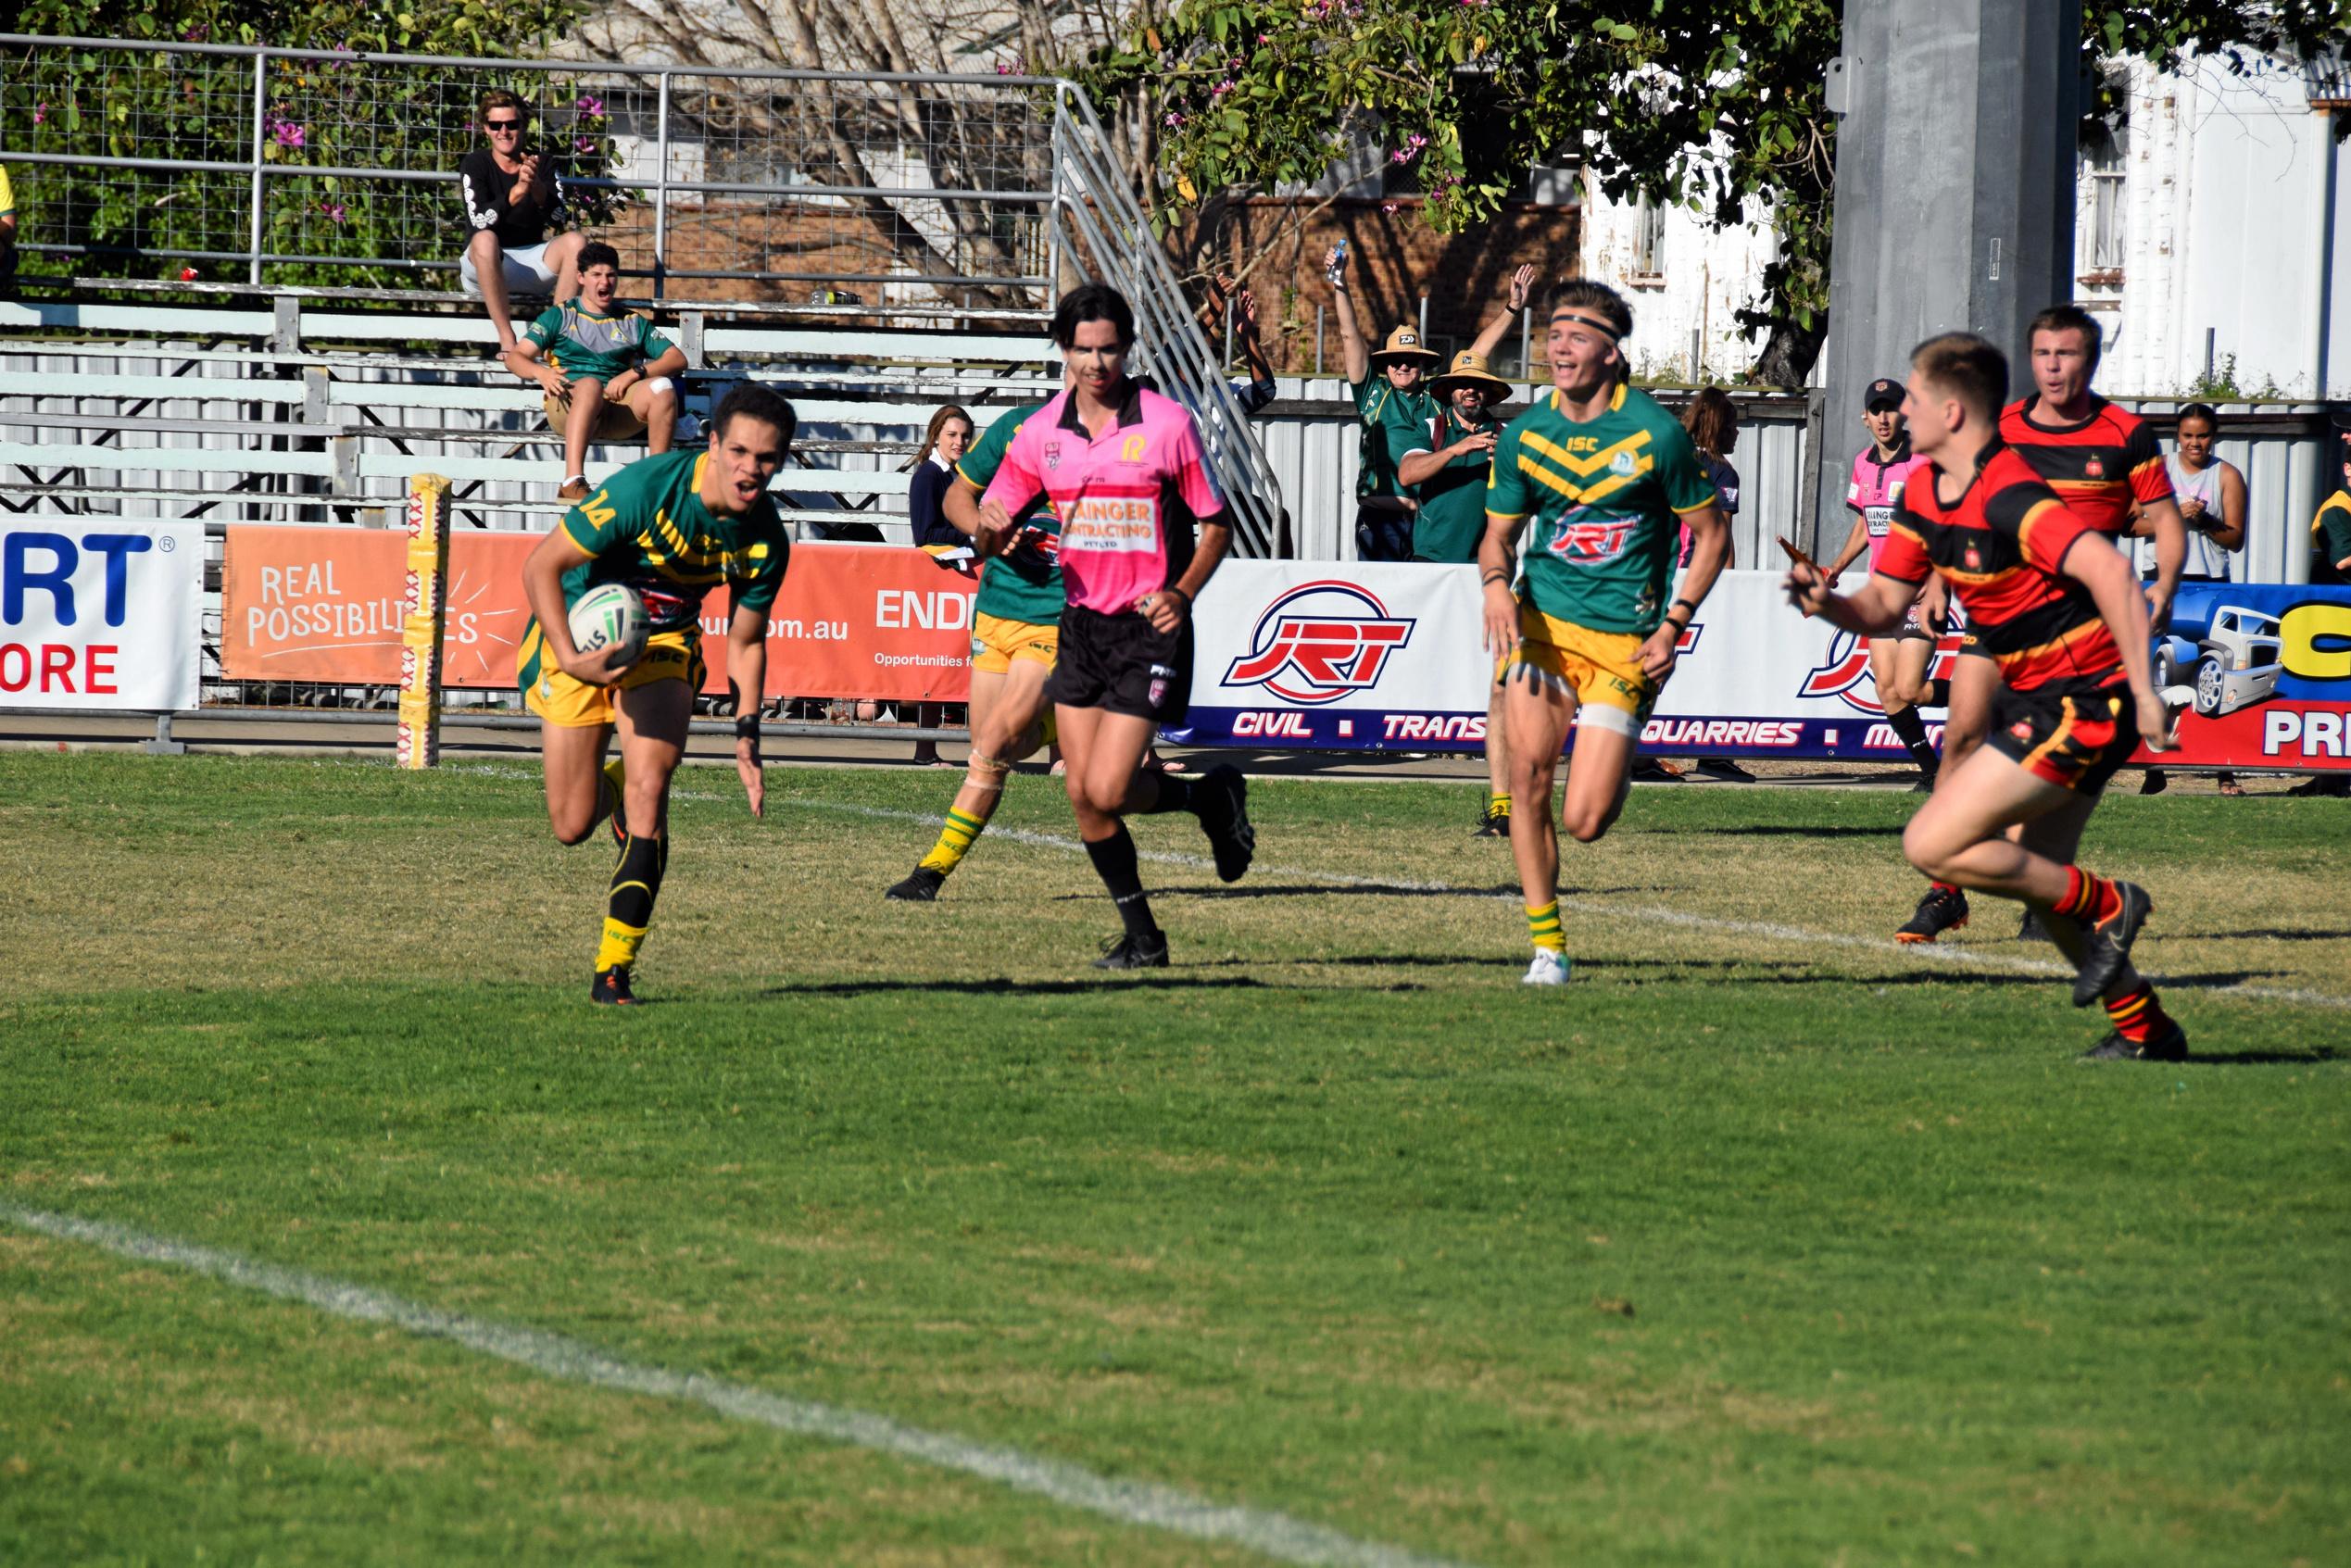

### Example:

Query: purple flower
xmin=31 ymin=102 xmax=46 ymax=124
xmin=321 ymin=200 xmax=347 ymax=223
xmin=1164 ymin=112 xmax=1187 ymax=128
xmin=1389 ymin=147 xmax=1414 ymax=164
xmin=574 ymin=134 xmax=595 ymax=152
xmin=181 ymin=23 xmax=207 ymax=41
xmin=575 ymin=94 xmax=604 ymax=119
xmin=273 ymin=121 xmax=306 ymax=149
xmin=1213 ymin=79 xmax=1236 ymax=95
xmin=1381 ymin=201 xmax=1400 ymax=214
xmin=996 ymin=60 xmax=1015 ymax=75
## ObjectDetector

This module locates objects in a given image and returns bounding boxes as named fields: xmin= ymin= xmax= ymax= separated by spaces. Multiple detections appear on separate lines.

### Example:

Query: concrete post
xmin=1812 ymin=0 xmax=2084 ymax=551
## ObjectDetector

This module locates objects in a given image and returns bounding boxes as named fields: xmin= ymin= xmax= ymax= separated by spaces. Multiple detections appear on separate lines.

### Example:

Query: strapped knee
xmin=964 ymin=753 xmax=1012 ymax=794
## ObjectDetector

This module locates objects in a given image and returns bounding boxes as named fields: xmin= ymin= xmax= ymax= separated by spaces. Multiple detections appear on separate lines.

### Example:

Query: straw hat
xmin=1371 ymin=324 xmax=1441 ymax=366
xmin=1429 ymin=349 xmax=1511 ymax=401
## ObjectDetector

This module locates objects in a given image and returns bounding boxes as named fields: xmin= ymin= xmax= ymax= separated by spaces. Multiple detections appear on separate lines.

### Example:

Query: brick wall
xmin=1177 ymin=196 xmax=1582 ymax=376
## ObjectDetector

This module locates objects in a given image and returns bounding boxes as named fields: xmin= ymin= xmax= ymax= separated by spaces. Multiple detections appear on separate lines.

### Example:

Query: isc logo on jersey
xmin=1222 ymin=581 xmax=1415 ymax=705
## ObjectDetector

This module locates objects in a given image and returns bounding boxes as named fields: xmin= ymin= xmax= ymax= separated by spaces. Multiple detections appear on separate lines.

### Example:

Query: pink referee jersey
xmin=983 ymin=383 xmax=1226 ymax=614
xmin=1847 ymin=444 xmax=1930 ymax=571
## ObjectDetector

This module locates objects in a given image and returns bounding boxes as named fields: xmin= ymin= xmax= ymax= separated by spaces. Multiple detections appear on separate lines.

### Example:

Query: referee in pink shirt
xmin=977 ymin=283 xmax=1255 ymax=969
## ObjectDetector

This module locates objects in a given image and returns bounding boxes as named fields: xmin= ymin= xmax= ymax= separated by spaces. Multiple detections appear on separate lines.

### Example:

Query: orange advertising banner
xmin=220 ymin=527 xmax=976 ymax=701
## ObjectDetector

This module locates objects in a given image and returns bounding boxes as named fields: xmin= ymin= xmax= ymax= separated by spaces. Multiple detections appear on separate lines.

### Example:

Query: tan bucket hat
xmin=1371 ymin=324 xmax=1441 ymax=366
xmin=1429 ymin=349 xmax=1511 ymax=401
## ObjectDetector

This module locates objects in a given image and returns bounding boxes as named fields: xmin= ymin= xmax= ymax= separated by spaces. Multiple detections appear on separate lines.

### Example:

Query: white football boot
xmin=1522 ymin=948 xmax=1570 ymax=986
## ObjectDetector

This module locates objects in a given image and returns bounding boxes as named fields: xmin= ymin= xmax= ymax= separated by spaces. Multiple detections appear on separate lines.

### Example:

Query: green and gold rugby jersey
xmin=524 ymin=302 xmax=675 ymax=383
xmin=957 ymin=399 xmax=1064 ymax=627
xmin=1485 ymin=383 xmax=1718 ymax=635
xmin=549 ymin=449 xmax=791 ymax=633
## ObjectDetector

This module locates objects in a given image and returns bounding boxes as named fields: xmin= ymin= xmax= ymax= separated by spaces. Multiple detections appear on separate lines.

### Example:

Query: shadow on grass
xmin=1162 ymin=883 xmax=1661 ymax=901
xmin=761 ymin=975 xmax=1427 ymax=998
xmin=2185 ymin=1046 xmax=2343 ymax=1066
xmin=1686 ymin=824 xmax=1907 ymax=838
xmin=2169 ymin=927 xmax=2351 ymax=944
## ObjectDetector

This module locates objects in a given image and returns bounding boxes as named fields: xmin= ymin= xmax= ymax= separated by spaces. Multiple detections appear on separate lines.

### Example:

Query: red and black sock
xmin=2054 ymin=866 xmax=2122 ymax=925
xmin=2103 ymin=983 xmax=2171 ymax=1044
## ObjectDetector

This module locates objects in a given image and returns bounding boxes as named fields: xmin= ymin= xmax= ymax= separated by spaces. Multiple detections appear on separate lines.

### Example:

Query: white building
xmin=1581 ymin=47 xmax=2349 ymax=398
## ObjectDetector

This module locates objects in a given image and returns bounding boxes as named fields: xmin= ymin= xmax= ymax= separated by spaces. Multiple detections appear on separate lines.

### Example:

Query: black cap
xmin=1864 ymin=377 xmax=1905 ymax=412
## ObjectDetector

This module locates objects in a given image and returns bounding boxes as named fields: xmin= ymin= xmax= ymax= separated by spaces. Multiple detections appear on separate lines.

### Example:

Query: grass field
xmin=2 ymin=750 xmax=2345 ymax=1566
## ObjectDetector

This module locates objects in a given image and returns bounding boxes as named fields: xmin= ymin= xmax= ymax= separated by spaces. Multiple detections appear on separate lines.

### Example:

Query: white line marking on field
xmin=781 ymin=797 xmax=2351 ymax=1011
xmin=0 ymin=1204 xmax=1470 ymax=1568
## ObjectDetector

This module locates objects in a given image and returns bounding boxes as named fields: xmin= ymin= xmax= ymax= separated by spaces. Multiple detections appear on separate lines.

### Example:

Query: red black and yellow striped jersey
xmin=1879 ymin=441 xmax=2125 ymax=695
xmin=1997 ymin=395 xmax=2171 ymax=535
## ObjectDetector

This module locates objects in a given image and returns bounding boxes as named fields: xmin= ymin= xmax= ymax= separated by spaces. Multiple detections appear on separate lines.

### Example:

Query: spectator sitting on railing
xmin=501 ymin=242 xmax=685 ymax=501
xmin=459 ymin=91 xmax=585 ymax=351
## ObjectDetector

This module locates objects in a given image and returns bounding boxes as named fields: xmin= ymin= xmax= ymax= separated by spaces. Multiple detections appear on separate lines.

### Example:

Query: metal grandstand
xmin=0 ymin=32 xmax=1283 ymax=557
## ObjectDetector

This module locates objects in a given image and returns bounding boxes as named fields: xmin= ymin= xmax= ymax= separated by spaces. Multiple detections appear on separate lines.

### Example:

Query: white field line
xmin=774 ymin=797 xmax=2351 ymax=1012
xmin=0 ymin=1203 xmax=1471 ymax=1568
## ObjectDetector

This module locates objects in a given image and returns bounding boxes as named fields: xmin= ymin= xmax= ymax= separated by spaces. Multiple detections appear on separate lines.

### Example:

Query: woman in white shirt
xmin=2142 ymin=403 xmax=2247 ymax=796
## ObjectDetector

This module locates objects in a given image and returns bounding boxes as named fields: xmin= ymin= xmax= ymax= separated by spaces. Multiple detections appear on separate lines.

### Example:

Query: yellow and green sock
xmin=1527 ymin=899 xmax=1564 ymax=953
xmin=1489 ymin=791 xmax=1511 ymax=822
xmin=917 ymin=807 xmax=989 ymax=877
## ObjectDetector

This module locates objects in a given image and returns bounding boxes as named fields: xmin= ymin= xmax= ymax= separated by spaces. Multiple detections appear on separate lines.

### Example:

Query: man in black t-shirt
xmin=458 ymin=90 xmax=585 ymax=350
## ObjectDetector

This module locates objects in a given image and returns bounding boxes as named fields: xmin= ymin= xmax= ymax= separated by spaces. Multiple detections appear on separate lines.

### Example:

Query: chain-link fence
xmin=0 ymin=34 xmax=1055 ymax=306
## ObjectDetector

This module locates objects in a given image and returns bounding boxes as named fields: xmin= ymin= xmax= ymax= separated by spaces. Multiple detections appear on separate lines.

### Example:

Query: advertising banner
xmin=1184 ymin=564 xmax=2351 ymax=772
xmin=220 ymin=528 xmax=976 ymax=702
xmin=1 ymin=520 xmax=202 ymax=709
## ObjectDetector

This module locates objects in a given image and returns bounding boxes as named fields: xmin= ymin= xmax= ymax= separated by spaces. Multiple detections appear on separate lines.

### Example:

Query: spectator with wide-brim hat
xmin=1395 ymin=346 xmax=1520 ymax=836
xmin=1325 ymin=247 xmax=1539 ymax=561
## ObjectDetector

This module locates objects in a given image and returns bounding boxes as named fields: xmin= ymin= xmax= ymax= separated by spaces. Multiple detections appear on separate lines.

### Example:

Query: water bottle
xmin=1326 ymin=238 xmax=1347 ymax=286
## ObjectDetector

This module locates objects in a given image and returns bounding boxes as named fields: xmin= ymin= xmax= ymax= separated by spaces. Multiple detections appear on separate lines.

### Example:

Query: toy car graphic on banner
xmin=2149 ymin=583 xmax=2351 ymax=769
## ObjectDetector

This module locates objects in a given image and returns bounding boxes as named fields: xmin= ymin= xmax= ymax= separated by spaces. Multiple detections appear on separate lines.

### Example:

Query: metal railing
xmin=1046 ymin=83 xmax=1286 ymax=557
xmin=0 ymin=32 xmax=1285 ymax=554
xmin=0 ymin=34 xmax=1056 ymax=304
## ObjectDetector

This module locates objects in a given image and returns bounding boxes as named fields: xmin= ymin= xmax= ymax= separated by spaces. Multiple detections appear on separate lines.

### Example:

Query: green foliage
xmin=7 ymin=0 xmax=619 ymax=291
xmin=1084 ymin=1 xmax=2351 ymax=383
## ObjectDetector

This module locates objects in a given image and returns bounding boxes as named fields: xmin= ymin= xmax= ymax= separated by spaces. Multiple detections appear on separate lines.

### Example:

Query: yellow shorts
xmin=970 ymin=611 xmax=1059 ymax=675
xmin=518 ymin=621 xmax=705 ymax=729
xmin=1497 ymin=605 xmax=1658 ymax=738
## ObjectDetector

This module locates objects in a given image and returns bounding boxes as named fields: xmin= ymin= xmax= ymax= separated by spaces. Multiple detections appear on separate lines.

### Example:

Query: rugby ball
xmin=568 ymin=583 xmax=648 ymax=670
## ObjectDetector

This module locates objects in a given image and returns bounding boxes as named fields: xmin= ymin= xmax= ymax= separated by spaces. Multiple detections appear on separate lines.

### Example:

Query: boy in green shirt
xmin=1479 ymin=281 xmax=1729 ymax=985
xmin=515 ymin=384 xmax=797 ymax=1004
xmin=503 ymin=241 xmax=687 ymax=500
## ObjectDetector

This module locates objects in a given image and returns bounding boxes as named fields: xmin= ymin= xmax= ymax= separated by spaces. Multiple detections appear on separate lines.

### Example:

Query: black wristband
xmin=734 ymin=716 xmax=761 ymax=741
xmin=1670 ymin=596 xmax=1699 ymax=615
xmin=1166 ymin=584 xmax=1191 ymax=608
xmin=1481 ymin=571 xmax=1511 ymax=588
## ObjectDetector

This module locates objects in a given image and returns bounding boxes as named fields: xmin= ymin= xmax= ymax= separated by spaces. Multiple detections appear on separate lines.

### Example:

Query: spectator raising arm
xmin=1326 ymin=245 xmax=1371 ymax=387
xmin=1467 ymin=264 xmax=1539 ymax=362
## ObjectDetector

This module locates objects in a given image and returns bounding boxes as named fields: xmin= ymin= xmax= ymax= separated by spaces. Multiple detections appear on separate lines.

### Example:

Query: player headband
xmin=1550 ymin=308 xmax=1622 ymax=344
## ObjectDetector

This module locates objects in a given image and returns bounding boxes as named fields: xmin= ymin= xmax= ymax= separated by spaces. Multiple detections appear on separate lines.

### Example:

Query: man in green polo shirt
xmin=1326 ymin=246 xmax=1535 ymax=560
xmin=1397 ymin=349 xmax=1517 ymax=836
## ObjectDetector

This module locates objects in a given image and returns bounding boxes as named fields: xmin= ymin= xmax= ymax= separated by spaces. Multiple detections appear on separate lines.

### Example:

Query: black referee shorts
xmin=1046 ymin=604 xmax=1193 ymax=725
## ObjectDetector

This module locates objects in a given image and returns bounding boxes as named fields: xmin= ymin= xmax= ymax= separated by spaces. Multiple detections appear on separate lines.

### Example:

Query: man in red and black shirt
xmin=1900 ymin=304 xmax=2185 ymax=944
xmin=1785 ymin=332 xmax=2185 ymax=1061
